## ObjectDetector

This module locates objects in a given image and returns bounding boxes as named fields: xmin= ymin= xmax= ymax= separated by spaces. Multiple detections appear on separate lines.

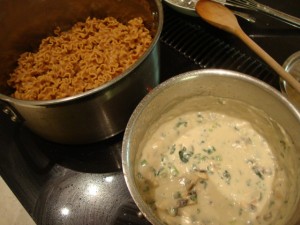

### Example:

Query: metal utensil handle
xmin=255 ymin=1 xmax=300 ymax=28
xmin=233 ymin=10 xmax=256 ymax=23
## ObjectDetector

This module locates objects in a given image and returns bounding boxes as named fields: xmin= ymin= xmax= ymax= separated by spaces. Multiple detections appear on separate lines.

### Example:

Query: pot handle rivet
xmin=1 ymin=105 xmax=21 ymax=123
xmin=2 ymin=107 xmax=10 ymax=115
xmin=137 ymin=211 xmax=144 ymax=218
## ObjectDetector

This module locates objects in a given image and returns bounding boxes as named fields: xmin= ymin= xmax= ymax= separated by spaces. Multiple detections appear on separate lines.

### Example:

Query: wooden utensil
xmin=195 ymin=0 xmax=300 ymax=93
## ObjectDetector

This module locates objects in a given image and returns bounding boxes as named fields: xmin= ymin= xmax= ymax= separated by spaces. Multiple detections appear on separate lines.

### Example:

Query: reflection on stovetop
xmin=0 ymin=1 xmax=300 ymax=224
xmin=34 ymin=171 xmax=145 ymax=225
xmin=0 ymin=113 xmax=152 ymax=225
xmin=16 ymin=125 xmax=123 ymax=174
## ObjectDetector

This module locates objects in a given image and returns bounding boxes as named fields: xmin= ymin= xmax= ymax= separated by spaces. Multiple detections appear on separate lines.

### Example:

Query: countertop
xmin=0 ymin=177 xmax=35 ymax=225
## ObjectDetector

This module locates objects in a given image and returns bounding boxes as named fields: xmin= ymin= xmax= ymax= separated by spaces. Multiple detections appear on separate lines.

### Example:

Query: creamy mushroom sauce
xmin=135 ymin=96 xmax=298 ymax=225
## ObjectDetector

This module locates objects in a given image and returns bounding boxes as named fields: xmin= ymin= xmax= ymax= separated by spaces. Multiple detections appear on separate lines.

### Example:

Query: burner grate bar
xmin=160 ymin=6 xmax=280 ymax=89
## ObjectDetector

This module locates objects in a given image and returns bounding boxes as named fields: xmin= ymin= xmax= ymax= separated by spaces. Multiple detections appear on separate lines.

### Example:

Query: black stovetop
xmin=0 ymin=1 xmax=299 ymax=224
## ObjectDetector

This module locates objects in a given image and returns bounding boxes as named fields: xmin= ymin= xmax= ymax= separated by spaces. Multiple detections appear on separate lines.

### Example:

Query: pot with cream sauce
xmin=122 ymin=69 xmax=300 ymax=225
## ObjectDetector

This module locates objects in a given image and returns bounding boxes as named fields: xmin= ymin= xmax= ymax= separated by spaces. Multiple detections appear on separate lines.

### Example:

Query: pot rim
xmin=0 ymin=0 xmax=164 ymax=107
xmin=122 ymin=68 xmax=300 ymax=225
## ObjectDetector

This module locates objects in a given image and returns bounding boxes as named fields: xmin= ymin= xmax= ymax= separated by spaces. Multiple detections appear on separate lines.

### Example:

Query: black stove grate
xmin=160 ymin=6 xmax=280 ymax=90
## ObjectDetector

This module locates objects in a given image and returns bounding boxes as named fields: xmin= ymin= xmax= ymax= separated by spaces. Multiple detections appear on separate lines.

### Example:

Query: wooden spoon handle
xmin=236 ymin=29 xmax=300 ymax=93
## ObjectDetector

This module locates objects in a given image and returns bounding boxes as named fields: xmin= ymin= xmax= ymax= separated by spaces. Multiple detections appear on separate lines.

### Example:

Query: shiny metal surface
xmin=122 ymin=69 xmax=300 ymax=225
xmin=280 ymin=51 xmax=300 ymax=110
xmin=163 ymin=0 xmax=256 ymax=22
xmin=0 ymin=0 xmax=163 ymax=144
xmin=212 ymin=0 xmax=300 ymax=28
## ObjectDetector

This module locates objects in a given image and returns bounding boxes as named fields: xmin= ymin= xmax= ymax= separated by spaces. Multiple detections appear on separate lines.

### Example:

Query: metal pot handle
xmin=0 ymin=100 xmax=24 ymax=123
xmin=0 ymin=100 xmax=52 ymax=171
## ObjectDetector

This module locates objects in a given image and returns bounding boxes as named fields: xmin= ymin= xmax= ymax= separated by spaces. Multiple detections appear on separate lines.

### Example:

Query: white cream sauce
xmin=135 ymin=97 xmax=295 ymax=225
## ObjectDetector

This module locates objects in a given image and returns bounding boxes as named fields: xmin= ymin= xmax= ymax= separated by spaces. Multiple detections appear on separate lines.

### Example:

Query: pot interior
xmin=0 ymin=0 xmax=160 ymax=96
xmin=123 ymin=70 xmax=300 ymax=225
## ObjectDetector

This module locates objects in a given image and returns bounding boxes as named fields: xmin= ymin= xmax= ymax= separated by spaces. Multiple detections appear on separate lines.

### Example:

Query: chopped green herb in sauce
xmin=141 ymin=159 xmax=147 ymax=166
xmin=136 ymin=105 xmax=292 ymax=225
xmin=175 ymin=119 xmax=188 ymax=128
xmin=202 ymin=146 xmax=216 ymax=155
xmin=221 ymin=170 xmax=231 ymax=185
xmin=179 ymin=146 xmax=194 ymax=163
xmin=169 ymin=144 xmax=176 ymax=154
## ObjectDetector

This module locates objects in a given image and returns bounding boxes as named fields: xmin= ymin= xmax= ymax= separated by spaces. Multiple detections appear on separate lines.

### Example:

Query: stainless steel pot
xmin=0 ymin=0 xmax=163 ymax=144
xmin=122 ymin=69 xmax=300 ymax=225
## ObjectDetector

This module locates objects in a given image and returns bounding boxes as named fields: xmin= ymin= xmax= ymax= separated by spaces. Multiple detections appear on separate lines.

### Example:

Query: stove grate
xmin=160 ymin=6 xmax=280 ymax=89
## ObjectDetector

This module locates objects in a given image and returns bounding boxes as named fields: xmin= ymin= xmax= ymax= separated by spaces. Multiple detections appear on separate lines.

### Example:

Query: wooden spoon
xmin=195 ymin=0 xmax=300 ymax=93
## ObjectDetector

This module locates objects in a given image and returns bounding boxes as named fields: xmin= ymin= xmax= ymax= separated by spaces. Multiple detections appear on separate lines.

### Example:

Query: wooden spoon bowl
xmin=196 ymin=0 xmax=300 ymax=93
